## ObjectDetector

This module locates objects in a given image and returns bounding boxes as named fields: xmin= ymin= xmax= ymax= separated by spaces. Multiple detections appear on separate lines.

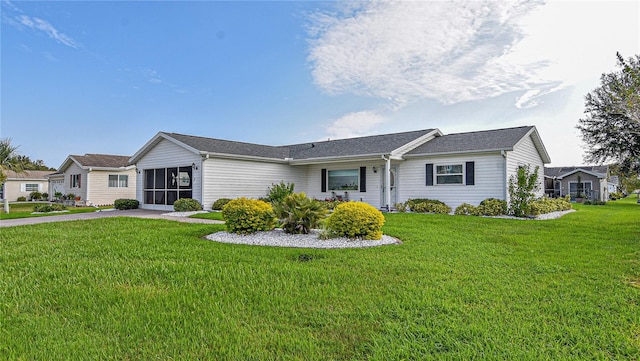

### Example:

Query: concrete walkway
xmin=0 ymin=209 xmax=224 ymax=228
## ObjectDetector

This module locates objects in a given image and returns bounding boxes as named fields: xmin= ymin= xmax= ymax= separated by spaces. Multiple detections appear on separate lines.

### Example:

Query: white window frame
xmin=108 ymin=174 xmax=129 ymax=188
xmin=435 ymin=164 xmax=464 ymax=185
xmin=21 ymin=183 xmax=41 ymax=192
xmin=568 ymin=181 xmax=592 ymax=196
xmin=328 ymin=169 xmax=359 ymax=191
xmin=71 ymin=174 xmax=81 ymax=188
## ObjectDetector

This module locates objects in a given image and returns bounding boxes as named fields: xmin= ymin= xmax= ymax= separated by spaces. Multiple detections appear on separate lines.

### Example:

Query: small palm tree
xmin=0 ymin=138 xmax=24 ymax=184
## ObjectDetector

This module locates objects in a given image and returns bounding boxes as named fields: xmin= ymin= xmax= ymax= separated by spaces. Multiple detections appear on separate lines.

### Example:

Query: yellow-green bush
xmin=529 ymin=196 xmax=572 ymax=216
xmin=222 ymin=197 xmax=276 ymax=234
xmin=325 ymin=202 xmax=385 ymax=240
xmin=454 ymin=203 xmax=479 ymax=216
xmin=477 ymin=198 xmax=507 ymax=216
xmin=410 ymin=201 xmax=451 ymax=214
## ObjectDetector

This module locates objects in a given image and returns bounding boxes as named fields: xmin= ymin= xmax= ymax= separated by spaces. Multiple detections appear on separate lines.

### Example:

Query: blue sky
xmin=1 ymin=0 xmax=638 ymax=169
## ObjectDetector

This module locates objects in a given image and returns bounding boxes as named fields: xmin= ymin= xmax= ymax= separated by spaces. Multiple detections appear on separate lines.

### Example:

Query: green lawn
xmin=1 ymin=198 xmax=638 ymax=360
xmin=0 ymin=202 xmax=112 ymax=220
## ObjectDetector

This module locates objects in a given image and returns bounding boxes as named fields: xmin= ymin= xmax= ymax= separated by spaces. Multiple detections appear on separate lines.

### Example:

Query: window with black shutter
xmin=359 ymin=167 xmax=366 ymax=192
xmin=426 ymin=164 xmax=434 ymax=186
xmin=321 ymin=168 xmax=327 ymax=192
xmin=465 ymin=162 xmax=475 ymax=185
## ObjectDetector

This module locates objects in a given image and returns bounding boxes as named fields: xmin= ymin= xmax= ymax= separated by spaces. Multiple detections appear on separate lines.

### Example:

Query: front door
xmin=381 ymin=166 xmax=398 ymax=209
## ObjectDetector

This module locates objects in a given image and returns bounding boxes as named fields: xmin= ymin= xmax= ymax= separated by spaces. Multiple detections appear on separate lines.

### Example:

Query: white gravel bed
xmin=206 ymin=229 xmax=401 ymax=249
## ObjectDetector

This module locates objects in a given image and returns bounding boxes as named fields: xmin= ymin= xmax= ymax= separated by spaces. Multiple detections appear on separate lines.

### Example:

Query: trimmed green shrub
xmin=609 ymin=192 xmax=623 ymax=200
xmin=477 ymin=198 xmax=508 ymax=216
xmin=273 ymin=192 xmax=328 ymax=234
xmin=529 ymin=196 xmax=572 ymax=216
xmin=222 ymin=197 xmax=276 ymax=235
xmin=29 ymin=191 xmax=42 ymax=201
xmin=17 ymin=196 xmax=27 ymax=202
xmin=394 ymin=202 xmax=408 ymax=212
xmin=114 ymin=199 xmax=140 ymax=210
xmin=325 ymin=202 xmax=385 ymax=240
xmin=33 ymin=203 xmax=66 ymax=213
xmin=319 ymin=198 xmax=346 ymax=210
xmin=173 ymin=198 xmax=203 ymax=212
xmin=211 ymin=198 xmax=232 ymax=211
xmin=408 ymin=199 xmax=451 ymax=214
xmin=265 ymin=181 xmax=295 ymax=204
xmin=41 ymin=193 xmax=49 ymax=200
xmin=455 ymin=203 xmax=479 ymax=216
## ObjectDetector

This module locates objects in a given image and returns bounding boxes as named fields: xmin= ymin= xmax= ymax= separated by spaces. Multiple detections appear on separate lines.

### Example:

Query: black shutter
xmin=359 ymin=167 xmax=366 ymax=192
xmin=321 ymin=168 xmax=327 ymax=192
xmin=426 ymin=164 xmax=433 ymax=186
xmin=465 ymin=161 xmax=475 ymax=185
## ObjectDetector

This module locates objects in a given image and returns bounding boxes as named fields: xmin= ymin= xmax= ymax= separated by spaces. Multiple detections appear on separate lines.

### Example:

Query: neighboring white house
xmin=130 ymin=126 xmax=551 ymax=211
xmin=0 ymin=170 xmax=52 ymax=201
xmin=54 ymin=154 xmax=137 ymax=206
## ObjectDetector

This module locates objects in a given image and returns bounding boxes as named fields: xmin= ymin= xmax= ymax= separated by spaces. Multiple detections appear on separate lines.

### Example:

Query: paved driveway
xmin=0 ymin=209 xmax=224 ymax=228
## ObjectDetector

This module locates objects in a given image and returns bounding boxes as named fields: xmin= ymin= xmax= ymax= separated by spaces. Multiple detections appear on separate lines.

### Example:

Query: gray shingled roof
xmin=544 ymin=166 xmax=609 ymax=178
xmin=71 ymin=154 xmax=132 ymax=168
xmin=406 ymin=126 xmax=534 ymax=155
xmin=165 ymin=129 xmax=435 ymax=160
xmin=288 ymin=129 xmax=435 ymax=159
xmin=165 ymin=133 xmax=290 ymax=159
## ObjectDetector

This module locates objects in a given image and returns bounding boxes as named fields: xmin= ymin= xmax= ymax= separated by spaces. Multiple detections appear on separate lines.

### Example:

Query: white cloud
xmin=306 ymin=0 xmax=564 ymax=108
xmin=143 ymin=68 xmax=162 ymax=84
xmin=17 ymin=15 xmax=79 ymax=48
xmin=324 ymin=110 xmax=386 ymax=140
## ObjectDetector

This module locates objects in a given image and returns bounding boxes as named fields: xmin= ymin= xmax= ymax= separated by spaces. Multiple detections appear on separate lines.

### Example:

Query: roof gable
xmin=288 ymin=129 xmax=437 ymax=161
xmin=406 ymin=126 xmax=535 ymax=155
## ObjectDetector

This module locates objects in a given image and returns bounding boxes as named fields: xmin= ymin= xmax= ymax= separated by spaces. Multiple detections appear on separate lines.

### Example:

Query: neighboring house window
xmin=108 ymin=175 xmax=129 ymax=188
xmin=436 ymin=164 xmax=463 ymax=184
xmin=328 ymin=169 xmax=359 ymax=191
xmin=23 ymin=183 xmax=40 ymax=192
xmin=70 ymin=174 xmax=81 ymax=188
xmin=569 ymin=181 xmax=592 ymax=198
xmin=143 ymin=166 xmax=192 ymax=205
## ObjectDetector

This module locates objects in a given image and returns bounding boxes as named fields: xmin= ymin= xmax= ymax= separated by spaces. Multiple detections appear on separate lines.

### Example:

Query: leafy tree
xmin=577 ymin=53 xmax=640 ymax=174
xmin=0 ymin=138 xmax=24 ymax=184
xmin=12 ymin=155 xmax=55 ymax=171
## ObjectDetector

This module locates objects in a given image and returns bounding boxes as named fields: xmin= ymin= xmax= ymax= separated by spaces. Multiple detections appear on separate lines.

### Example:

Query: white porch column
xmin=384 ymin=155 xmax=391 ymax=211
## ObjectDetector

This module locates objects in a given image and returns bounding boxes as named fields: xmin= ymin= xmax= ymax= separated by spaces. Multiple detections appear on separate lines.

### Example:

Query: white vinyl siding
xmin=64 ymin=163 xmax=88 ymax=201
xmin=86 ymin=169 xmax=137 ymax=206
xmin=201 ymin=157 xmax=304 ymax=209
xmin=506 ymin=134 xmax=545 ymax=200
xmin=108 ymin=175 xmax=129 ymax=188
xmin=400 ymin=153 xmax=504 ymax=209
xmin=4 ymin=179 xmax=48 ymax=201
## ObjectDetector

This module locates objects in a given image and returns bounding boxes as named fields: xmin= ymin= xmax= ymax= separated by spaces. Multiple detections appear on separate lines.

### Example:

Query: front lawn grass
xmin=1 ymin=198 xmax=638 ymax=360
xmin=189 ymin=210 xmax=224 ymax=221
xmin=0 ymin=202 xmax=111 ymax=220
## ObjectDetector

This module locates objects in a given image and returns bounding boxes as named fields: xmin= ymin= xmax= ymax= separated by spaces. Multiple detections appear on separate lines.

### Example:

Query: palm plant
xmin=0 ymin=138 xmax=24 ymax=184
xmin=273 ymin=192 xmax=328 ymax=234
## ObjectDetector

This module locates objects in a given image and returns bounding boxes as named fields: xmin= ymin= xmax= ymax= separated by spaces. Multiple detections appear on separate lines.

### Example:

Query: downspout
xmin=501 ymin=150 xmax=507 ymax=201
xmin=382 ymin=154 xmax=391 ymax=211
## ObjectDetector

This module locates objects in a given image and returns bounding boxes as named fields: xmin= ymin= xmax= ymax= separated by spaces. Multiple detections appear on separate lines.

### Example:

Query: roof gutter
xmin=403 ymin=148 xmax=512 ymax=159
xmin=287 ymin=153 xmax=403 ymax=165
